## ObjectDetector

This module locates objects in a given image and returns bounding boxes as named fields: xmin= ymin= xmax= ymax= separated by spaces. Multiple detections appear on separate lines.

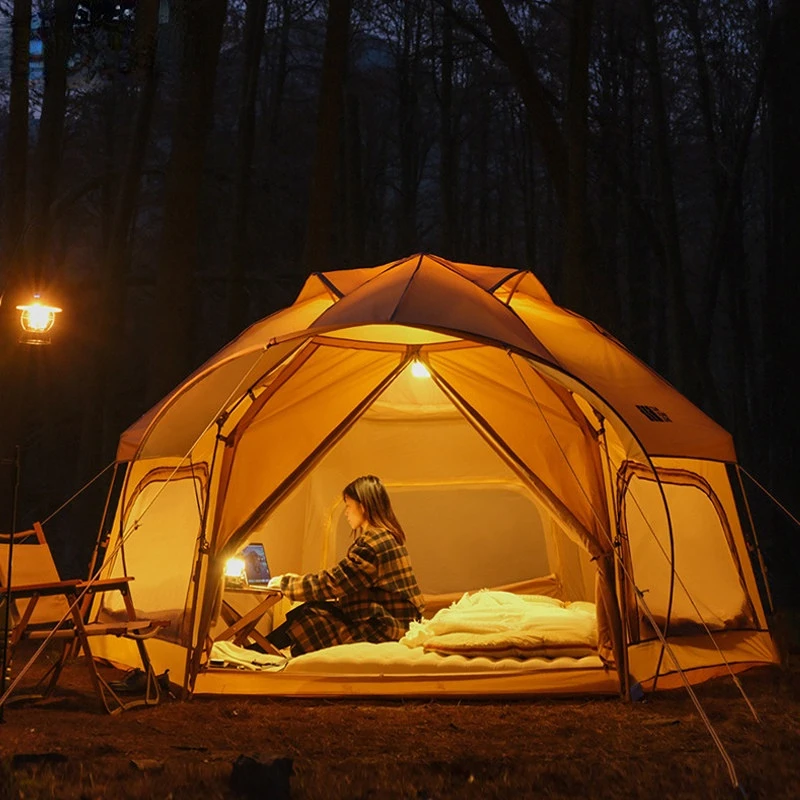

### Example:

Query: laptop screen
xmin=241 ymin=543 xmax=271 ymax=586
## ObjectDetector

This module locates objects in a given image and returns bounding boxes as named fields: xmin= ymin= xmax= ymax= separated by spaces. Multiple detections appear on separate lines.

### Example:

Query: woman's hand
xmin=268 ymin=572 xmax=299 ymax=591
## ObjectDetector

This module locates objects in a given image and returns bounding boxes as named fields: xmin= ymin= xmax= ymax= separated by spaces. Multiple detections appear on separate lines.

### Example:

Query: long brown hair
xmin=342 ymin=475 xmax=406 ymax=544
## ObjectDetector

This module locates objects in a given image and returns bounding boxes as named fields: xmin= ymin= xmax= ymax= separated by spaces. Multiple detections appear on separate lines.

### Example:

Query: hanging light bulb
xmin=16 ymin=294 xmax=62 ymax=345
xmin=410 ymin=359 xmax=430 ymax=379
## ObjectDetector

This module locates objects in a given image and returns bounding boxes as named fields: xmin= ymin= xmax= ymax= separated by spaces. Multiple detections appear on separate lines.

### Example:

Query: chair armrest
xmin=5 ymin=579 xmax=83 ymax=599
xmin=85 ymin=619 xmax=170 ymax=639
xmin=78 ymin=577 xmax=135 ymax=594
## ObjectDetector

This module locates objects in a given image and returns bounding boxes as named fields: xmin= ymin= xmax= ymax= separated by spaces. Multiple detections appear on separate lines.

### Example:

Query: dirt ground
xmin=1 ymin=646 xmax=799 ymax=799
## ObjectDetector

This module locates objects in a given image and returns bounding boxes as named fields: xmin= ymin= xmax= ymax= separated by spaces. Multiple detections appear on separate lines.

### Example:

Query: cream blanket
xmin=402 ymin=590 xmax=597 ymax=660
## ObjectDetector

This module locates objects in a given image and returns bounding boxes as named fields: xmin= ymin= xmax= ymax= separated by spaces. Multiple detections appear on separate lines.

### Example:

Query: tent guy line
xmin=739 ymin=466 xmax=800 ymax=532
xmin=520 ymin=344 xmax=761 ymax=709
xmin=734 ymin=466 xmax=775 ymax=612
xmin=0 ymin=346 xmax=277 ymax=707
xmin=5 ymin=256 xmax=779 ymax=797
xmin=38 ymin=461 xmax=117 ymax=528
xmin=511 ymin=348 xmax=761 ymax=703
xmin=510 ymin=349 xmax=754 ymax=791
xmin=90 ymin=255 xmax=779 ymax=700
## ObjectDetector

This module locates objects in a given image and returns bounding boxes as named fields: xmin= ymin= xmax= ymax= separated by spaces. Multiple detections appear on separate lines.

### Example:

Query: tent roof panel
xmin=117 ymin=254 xmax=734 ymax=464
xmin=311 ymin=256 xmax=555 ymax=361
xmin=507 ymin=296 xmax=735 ymax=461
xmin=294 ymin=254 xmax=554 ymax=304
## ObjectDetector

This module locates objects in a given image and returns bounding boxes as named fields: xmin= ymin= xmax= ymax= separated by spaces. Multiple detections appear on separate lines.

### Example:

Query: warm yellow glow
xmin=322 ymin=325 xmax=460 ymax=345
xmin=16 ymin=298 xmax=62 ymax=333
xmin=411 ymin=359 xmax=431 ymax=379
xmin=224 ymin=557 xmax=245 ymax=579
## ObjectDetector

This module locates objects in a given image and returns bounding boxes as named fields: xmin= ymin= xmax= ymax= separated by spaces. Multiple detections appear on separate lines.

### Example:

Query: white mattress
xmin=207 ymin=591 xmax=602 ymax=680
xmin=284 ymin=640 xmax=604 ymax=675
xmin=200 ymin=592 xmax=615 ymax=696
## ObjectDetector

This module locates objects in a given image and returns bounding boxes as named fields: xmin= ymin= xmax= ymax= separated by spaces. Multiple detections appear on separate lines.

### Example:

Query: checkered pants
xmin=268 ymin=600 xmax=403 ymax=656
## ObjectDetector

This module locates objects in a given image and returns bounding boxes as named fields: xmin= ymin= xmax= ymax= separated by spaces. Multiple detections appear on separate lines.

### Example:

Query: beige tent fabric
xmin=621 ymin=464 xmax=754 ymax=632
xmin=298 ymin=254 xmax=553 ymax=304
xmin=295 ymin=265 xmax=397 ymax=303
xmin=97 ymin=462 xmax=206 ymax=639
xmin=310 ymin=256 xmax=555 ymax=361
xmin=653 ymin=457 xmax=767 ymax=629
xmin=117 ymin=338 xmax=305 ymax=461
xmin=96 ymin=253 xmax=776 ymax=697
xmin=115 ymin=254 xmax=733 ymax=464
xmin=428 ymin=348 xmax=608 ymax=552
xmin=628 ymin=630 xmax=779 ymax=690
xmin=212 ymin=346 xmax=404 ymax=553
xmin=506 ymin=295 xmax=735 ymax=461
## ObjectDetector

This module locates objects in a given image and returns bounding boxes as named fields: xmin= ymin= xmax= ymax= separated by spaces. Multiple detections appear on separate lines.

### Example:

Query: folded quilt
xmin=402 ymin=590 xmax=597 ymax=660
xmin=419 ymin=631 xmax=596 ymax=659
xmin=209 ymin=640 xmax=288 ymax=671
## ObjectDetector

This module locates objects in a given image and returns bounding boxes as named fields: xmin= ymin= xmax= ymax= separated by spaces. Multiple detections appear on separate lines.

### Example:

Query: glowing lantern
xmin=224 ymin=557 xmax=247 ymax=587
xmin=16 ymin=295 xmax=62 ymax=345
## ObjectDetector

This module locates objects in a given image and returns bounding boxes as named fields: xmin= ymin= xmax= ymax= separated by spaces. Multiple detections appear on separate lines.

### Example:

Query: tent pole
xmin=507 ymin=361 xmax=748 ymax=788
xmin=189 ymin=353 xmax=411 ymax=683
xmin=428 ymin=361 xmax=627 ymax=678
xmin=735 ymin=465 xmax=775 ymax=614
xmin=597 ymin=418 xmax=632 ymax=700
xmin=85 ymin=462 xmax=126 ymax=584
xmin=183 ymin=421 xmax=225 ymax=696
xmin=0 ymin=445 xmax=20 ymax=724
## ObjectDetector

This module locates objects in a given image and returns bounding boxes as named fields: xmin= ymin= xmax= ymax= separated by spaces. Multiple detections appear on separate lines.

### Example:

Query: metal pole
xmin=1 ymin=445 xmax=21 ymax=723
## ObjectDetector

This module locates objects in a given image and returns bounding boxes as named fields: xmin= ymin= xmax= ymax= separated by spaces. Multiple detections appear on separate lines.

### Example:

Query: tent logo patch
xmin=636 ymin=405 xmax=672 ymax=422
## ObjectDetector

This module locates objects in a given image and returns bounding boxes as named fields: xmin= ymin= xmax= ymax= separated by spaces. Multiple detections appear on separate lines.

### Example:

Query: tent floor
xmin=194 ymin=655 xmax=619 ymax=697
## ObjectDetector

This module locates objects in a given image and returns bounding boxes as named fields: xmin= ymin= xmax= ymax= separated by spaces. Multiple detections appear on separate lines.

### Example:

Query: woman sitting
xmin=262 ymin=475 xmax=425 ymax=657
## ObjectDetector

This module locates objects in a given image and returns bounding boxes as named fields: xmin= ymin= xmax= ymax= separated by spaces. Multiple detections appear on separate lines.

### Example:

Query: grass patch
xmin=0 ymin=652 xmax=798 ymax=798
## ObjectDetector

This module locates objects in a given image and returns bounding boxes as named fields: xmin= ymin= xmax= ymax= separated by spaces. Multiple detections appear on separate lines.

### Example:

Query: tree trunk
xmin=265 ymin=0 xmax=291 ymax=148
xmin=513 ymin=105 xmax=536 ymax=270
xmin=476 ymin=121 xmax=489 ymax=261
xmin=29 ymin=0 xmax=78 ymax=278
xmin=594 ymin=1 xmax=625 ymax=338
xmin=765 ymin=0 xmax=800 ymax=516
xmin=640 ymin=0 xmax=714 ymax=412
xmin=147 ymin=0 xmax=228 ymax=404
xmin=475 ymin=0 xmax=567 ymax=209
xmin=302 ymin=0 xmax=352 ymax=272
xmin=227 ymin=0 xmax=269 ymax=339
xmin=97 ymin=0 xmax=160 ymax=460
xmin=343 ymin=89 xmax=365 ymax=265
xmin=1 ymin=0 xmax=32 ymax=275
xmin=133 ymin=0 xmax=160 ymax=75
xmin=697 ymin=23 xmax=773 ymax=359
xmin=395 ymin=1 xmax=421 ymax=255
xmin=562 ymin=0 xmax=595 ymax=317
xmin=0 ymin=0 xmax=32 ymax=529
xmin=438 ymin=0 xmax=458 ymax=256
xmin=475 ymin=0 xmax=616 ymax=328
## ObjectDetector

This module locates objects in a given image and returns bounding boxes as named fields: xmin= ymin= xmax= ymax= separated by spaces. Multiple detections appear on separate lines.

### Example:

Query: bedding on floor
xmin=401 ymin=590 xmax=598 ymax=659
xmin=207 ymin=639 xmax=606 ymax=676
xmin=207 ymin=590 xmax=599 ymax=674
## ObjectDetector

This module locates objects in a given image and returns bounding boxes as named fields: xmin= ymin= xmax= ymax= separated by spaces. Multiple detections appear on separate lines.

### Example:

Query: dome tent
xmin=91 ymin=253 xmax=778 ymax=698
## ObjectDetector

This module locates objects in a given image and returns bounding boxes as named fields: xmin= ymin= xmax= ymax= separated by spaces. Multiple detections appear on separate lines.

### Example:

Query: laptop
xmin=240 ymin=542 xmax=272 ymax=589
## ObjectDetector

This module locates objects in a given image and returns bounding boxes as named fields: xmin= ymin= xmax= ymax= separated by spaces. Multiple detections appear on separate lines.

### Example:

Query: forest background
xmin=0 ymin=0 xmax=798 ymax=614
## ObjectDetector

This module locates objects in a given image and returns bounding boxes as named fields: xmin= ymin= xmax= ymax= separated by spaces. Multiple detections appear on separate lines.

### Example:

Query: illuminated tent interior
xmin=90 ymin=254 xmax=778 ymax=698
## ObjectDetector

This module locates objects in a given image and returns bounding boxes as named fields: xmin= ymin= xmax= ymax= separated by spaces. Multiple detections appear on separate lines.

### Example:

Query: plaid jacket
xmin=279 ymin=528 xmax=425 ymax=654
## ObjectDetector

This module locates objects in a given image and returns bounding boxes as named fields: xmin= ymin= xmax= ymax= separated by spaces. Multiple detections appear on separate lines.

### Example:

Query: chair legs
xmin=81 ymin=635 xmax=161 ymax=715
xmin=3 ymin=574 xmax=168 ymax=714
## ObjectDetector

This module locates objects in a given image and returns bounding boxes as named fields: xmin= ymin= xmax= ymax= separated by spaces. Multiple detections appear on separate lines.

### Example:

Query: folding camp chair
xmin=0 ymin=522 xmax=168 ymax=714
